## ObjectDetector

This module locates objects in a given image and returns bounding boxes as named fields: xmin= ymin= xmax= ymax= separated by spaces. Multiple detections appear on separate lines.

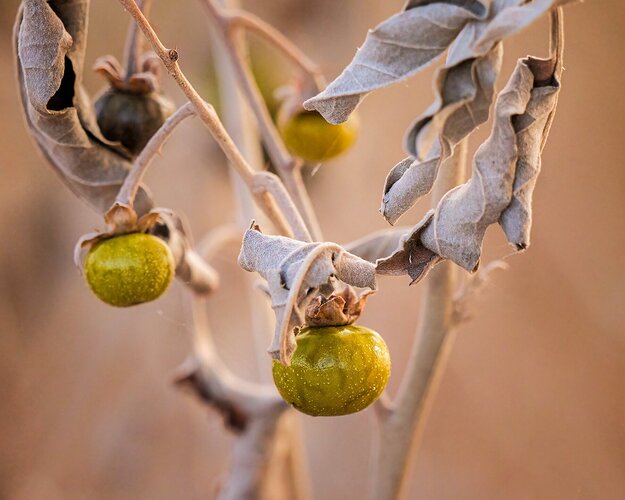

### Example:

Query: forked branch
xmin=175 ymin=295 xmax=289 ymax=500
xmin=117 ymin=0 xmax=311 ymax=241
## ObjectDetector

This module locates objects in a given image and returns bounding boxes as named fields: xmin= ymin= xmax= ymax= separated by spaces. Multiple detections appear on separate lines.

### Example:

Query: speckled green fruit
xmin=272 ymin=325 xmax=390 ymax=416
xmin=85 ymin=233 xmax=175 ymax=307
xmin=278 ymin=111 xmax=359 ymax=163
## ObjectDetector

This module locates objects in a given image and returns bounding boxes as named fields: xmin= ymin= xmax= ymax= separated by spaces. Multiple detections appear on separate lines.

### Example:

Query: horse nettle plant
xmin=14 ymin=0 xmax=574 ymax=498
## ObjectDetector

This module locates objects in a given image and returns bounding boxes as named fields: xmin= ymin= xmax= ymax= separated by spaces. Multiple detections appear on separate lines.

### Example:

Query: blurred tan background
xmin=1 ymin=1 xmax=624 ymax=499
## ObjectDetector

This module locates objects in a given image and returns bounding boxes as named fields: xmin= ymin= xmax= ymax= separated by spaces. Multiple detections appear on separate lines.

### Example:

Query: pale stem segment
xmin=211 ymin=9 xmax=312 ymax=496
xmin=371 ymin=139 xmax=468 ymax=500
xmin=117 ymin=0 xmax=311 ymax=241
xmin=199 ymin=0 xmax=324 ymax=241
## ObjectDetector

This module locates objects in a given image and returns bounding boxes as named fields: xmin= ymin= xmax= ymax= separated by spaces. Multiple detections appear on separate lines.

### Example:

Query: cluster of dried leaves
xmin=15 ymin=0 xmax=571 ymax=366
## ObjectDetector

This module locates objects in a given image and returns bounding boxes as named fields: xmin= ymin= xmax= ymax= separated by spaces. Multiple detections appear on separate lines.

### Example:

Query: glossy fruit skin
xmin=95 ymin=89 xmax=174 ymax=155
xmin=278 ymin=111 xmax=359 ymax=163
xmin=272 ymin=325 xmax=390 ymax=416
xmin=85 ymin=233 xmax=175 ymax=307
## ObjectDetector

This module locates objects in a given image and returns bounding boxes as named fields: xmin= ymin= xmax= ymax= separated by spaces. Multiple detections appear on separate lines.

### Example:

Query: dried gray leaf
xmin=379 ymin=53 xmax=562 ymax=279
xmin=421 ymin=56 xmax=560 ymax=271
xmin=381 ymin=44 xmax=502 ymax=225
xmin=15 ymin=0 xmax=152 ymax=215
xmin=238 ymin=226 xmax=377 ymax=365
xmin=303 ymin=1 xmax=487 ymax=124
xmin=499 ymin=57 xmax=561 ymax=249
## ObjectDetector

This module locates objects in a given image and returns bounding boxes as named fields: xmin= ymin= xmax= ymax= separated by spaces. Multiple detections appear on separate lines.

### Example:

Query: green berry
xmin=85 ymin=233 xmax=175 ymax=307
xmin=279 ymin=111 xmax=359 ymax=163
xmin=272 ymin=325 xmax=391 ymax=416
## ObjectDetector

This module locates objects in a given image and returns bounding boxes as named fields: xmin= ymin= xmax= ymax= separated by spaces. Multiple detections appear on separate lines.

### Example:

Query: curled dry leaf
xmin=420 ymin=55 xmax=561 ymax=271
xmin=238 ymin=225 xmax=377 ymax=365
xmin=379 ymin=54 xmax=562 ymax=278
xmin=499 ymin=57 xmax=561 ymax=249
xmin=14 ymin=0 xmax=152 ymax=215
xmin=303 ymin=1 xmax=488 ymax=124
xmin=375 ymin=211 xmax=443 ymax=284
xmin=382 ymin=0 xmax=575 ymax=224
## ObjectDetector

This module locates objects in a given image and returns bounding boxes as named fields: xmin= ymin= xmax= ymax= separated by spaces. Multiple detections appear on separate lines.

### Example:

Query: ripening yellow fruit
xmin=85 ymin=233 xmax=175 ymax=307
xmin=272 ymin=325 xmax=390 ymax=416
xmin=278 ymin=111 xmax=359 ymax=163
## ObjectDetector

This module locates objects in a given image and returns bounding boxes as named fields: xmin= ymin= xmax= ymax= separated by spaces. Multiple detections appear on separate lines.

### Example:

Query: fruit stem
xmin=370 ymin=139 xmax=468 ymax=500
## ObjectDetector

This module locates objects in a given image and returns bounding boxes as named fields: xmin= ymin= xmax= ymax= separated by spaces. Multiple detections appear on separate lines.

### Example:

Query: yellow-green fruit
xmin=279 ymin=111 xmax=359 ymax=163
xmin=272 ymin=325 xmax=390 ymax=416
xmin=85 ymin=233 xmax=175 ymax=307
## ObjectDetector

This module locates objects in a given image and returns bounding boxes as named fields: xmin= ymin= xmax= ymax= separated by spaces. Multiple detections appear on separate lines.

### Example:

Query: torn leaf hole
xmin=47 ymin=57 xmax=75 ymax=111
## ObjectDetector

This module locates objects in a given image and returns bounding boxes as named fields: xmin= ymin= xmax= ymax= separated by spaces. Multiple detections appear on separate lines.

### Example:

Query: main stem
xmin=211 ymin=5 xmax=311 ymax=498
xmin=371 ymin=139 xmax=468 ymax=500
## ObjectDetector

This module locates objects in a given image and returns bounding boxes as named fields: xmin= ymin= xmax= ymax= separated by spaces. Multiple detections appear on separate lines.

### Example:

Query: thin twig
xmin=118 ymin=0 xmax=308 ymax=241
xmin=371 ymin=139 xmax=468 ymax=500
xmin=123 ymin=0 xmax=152 ymax=79
xmin=228 ymin=11 xmax=324 ymax=86
xmin=541 ymin=7 xmax=564 ymax=152
xmin=116 ymin=102 xmax=196 ymax=208
xmin=199 ymin=0 xmax=324 ymax=241
xmin=550 ymin=7 xmax=564 ymax=77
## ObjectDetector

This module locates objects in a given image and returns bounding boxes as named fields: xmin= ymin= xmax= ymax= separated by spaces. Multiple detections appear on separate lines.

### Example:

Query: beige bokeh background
xmin=1 ymin=1 xmax=624 ymax=499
